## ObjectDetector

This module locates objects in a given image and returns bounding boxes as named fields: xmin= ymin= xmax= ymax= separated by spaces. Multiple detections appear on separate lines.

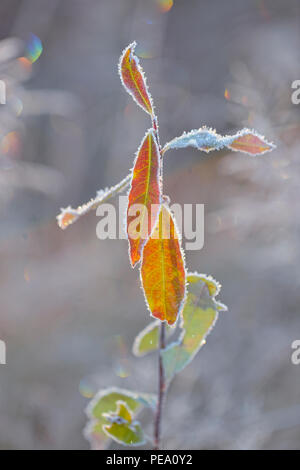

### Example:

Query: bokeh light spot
xmin=18 ymin=56 xmax=32 ymax=71
xmin=11 ymin=97 xmax=23 ymax=117
xmin=1 ymin=131 xmax=21 ymax=158
xmin=79 ymin=378 xmax=97 ymax=399
xmin=156 ymin=0 xmax=174 ymax=13
xmin=114 ymin=364 xmax=130 ymax=378
xmin=224 ymin=88 xmax=230 ymax=100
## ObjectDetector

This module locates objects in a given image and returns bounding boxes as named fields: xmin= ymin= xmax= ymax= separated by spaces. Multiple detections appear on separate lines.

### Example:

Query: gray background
xmin=0 ymin=0 xmax=299 ymax=449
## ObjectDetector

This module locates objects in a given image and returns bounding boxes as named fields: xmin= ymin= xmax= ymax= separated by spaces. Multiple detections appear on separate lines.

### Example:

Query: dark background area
xmin=0 ymin=0 xmax=299 ymax=449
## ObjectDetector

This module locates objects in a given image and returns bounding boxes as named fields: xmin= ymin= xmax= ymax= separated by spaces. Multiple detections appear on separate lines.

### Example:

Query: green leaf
xmin=102 ymin=401 xmax=146 ymax=446
xmin=132 ymin=320 xmax=174 ymax=357
xmin=161 ymin=273 xmax=227 ymax=383
xmin=84 ymin=387 xmax=156 ymax=449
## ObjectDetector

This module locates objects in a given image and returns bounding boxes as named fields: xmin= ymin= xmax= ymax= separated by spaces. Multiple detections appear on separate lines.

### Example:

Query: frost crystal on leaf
xmin=140 ymin=204 xmax=187 ymax=326
xmin=118 ymin=41 xmax=154 ymax=116
xmin=127 ymin=128 xmax=162 ymax=267
xmin=163 ymin=127 xmax=276 ymax=156
xmin=84 ymin=387 xmax=156 ymax=449
xmin=102 ymin=401 xmax=146 ymax=447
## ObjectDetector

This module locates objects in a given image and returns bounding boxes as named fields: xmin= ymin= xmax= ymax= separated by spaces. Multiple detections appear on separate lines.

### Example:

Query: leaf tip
xmin=229 ymin=128 xmax=276 ymax=156
xmin=56 ymin=207 xmax=77 ymax=230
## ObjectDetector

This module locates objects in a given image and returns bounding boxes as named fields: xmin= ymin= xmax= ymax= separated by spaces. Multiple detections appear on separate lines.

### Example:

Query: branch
xmin=57 ymin=173 xmax=131 ymax=229
xmin=154 ymin=322 xmax=166 ymax=450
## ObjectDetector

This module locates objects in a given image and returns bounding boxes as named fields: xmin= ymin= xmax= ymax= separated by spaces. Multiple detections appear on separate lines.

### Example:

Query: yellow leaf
xmin=140 ymin=204 xmax=186 ymax=326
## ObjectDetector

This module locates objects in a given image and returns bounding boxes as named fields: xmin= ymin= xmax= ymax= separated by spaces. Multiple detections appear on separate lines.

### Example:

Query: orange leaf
xmin=140 ymin=204 xmax=186 ymax=326
xmin=228 ymin=131 xmax=274 ymax=155
xmin=163 ymin=127 xmax=275 ymax=157
xmin=127 ymin=129 xmax=162 ymax=267
xmin=119 ymin=42 xmax=154 ymax=116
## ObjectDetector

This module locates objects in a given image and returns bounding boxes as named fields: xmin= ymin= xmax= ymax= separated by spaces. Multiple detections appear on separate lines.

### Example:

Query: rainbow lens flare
xmin=135 ymin=45 xmax=155 ymax=59
xmin=26 ymin=33 xmax=43 ymax=63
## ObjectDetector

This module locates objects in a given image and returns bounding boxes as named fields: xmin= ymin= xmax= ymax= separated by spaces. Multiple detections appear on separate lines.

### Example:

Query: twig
xmin=154 ymin=322 xmax=166 ymax=450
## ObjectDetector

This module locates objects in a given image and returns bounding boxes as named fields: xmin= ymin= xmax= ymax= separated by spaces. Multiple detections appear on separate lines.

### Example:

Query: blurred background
xmin=0 ymin=0 xmax=299 ymax=450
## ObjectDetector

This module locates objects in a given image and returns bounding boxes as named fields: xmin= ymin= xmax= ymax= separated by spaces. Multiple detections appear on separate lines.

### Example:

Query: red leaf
xmin=228 ymin=131 xmax=275 ymax=155
xmin=119 ymin=42 xmax=154 ymax=116
xmin=127 ymin=129 xmax=162 ymax=267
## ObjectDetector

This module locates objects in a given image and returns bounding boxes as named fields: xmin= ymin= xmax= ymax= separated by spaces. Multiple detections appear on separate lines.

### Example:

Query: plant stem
xmin=154 ymin=322 xmax=166 ymax=450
